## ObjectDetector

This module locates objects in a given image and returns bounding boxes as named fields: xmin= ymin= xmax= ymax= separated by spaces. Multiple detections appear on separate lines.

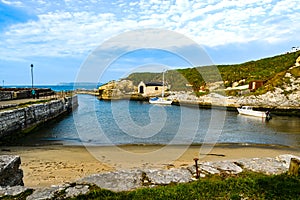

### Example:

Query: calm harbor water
xmin=14 ymin=94 xmax=300 ymax=147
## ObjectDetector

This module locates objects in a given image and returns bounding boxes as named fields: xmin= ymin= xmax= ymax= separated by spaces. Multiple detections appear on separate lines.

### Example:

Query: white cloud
xmin=1 ymin=0 xmax=23 ymax=6
xmin=271 ymin=0 xmax=300 ymax=15
xmin=0 ymin=0 xmax=299 ymax=61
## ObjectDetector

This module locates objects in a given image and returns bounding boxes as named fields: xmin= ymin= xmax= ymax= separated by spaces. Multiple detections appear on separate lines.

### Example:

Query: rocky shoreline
xmin=169 ymin=91 xmax=300 ymax=116
xmin=0 ymin=154 xmax=299 ymax=199
xmin=92 ymin=90 xmax=300 ymax=116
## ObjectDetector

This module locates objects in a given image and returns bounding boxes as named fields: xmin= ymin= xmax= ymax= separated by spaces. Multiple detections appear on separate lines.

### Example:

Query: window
xmin=155 ymin=87 xmax=158 ymax=90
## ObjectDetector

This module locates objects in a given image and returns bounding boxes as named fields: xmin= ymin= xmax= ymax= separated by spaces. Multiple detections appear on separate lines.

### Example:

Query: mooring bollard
xmin=194 ymin=158 xmax=199 ymax=179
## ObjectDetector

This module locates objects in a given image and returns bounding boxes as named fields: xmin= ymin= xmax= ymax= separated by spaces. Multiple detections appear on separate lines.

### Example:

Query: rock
xmin=26 ymin=186 xmax=60 ymax=200
xmin=78 ymin=170 xmax=143 ymax=192
xmin=235 ymin=157 xmax=287 ymax=175
xmin=98 ymin=80 xmax=135 ymax=99
xmin=208 ymin=161 xmax=243 ymax=174
xmin=65 ymin=184 xmax=90 ymax=198
xmin=78 ymin=169 xmax=193 ymax=192
xmin=143 ymin=169 xmax=192 ymax=185
xmin=232 ymin=82 xmax=239 ymax=88
xmin=25 ymin=183 xmax=91 ymax=200
xmin=0 ymin=186 xmax=28 ymax=197
xmin=199 ymin=164 xmax=220 ymax=175
xmin=0 ymin=155 xmax=23 ymax=187
xmin=188 ymin=161 xmax=242 ymax=176
xmin=276 ymin=154 xmax=300 ymax=168
xmin=188 ymin=155 xmax=300 ymax=176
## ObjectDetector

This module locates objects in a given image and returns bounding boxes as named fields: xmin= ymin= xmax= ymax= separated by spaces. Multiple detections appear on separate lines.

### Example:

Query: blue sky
xmin=0 ymin=0 xmax=299 ymax=85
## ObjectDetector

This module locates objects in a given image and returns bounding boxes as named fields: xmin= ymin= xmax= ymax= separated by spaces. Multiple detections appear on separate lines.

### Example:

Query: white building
xmin=138 ymin=81 xmax=167 ymax=96
xmin=290 ymin=47 xmax=300 ymax=53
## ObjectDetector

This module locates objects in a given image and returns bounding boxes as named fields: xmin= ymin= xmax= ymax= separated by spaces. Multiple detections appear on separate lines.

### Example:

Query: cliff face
xmin=0 ymin=96 xmax=78 ymax=141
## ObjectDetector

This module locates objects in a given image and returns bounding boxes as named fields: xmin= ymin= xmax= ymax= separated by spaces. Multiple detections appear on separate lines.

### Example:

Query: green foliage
xmin=69 ymin=172 xmax=300 ymax=200
xmin=217 ymin=51 xmax=300 ymax=85
xmin=289 ymin=67 xmax=300 ymax=78
xmin=225 ymin=90 xmax=240 ymax=96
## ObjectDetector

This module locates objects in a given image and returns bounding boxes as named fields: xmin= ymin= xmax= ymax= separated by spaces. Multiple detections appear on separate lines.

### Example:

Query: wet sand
xmin=1 ymin=144 xmax=299 ymax=188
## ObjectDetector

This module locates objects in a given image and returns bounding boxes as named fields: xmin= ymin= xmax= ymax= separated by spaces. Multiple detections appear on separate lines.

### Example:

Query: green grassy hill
xmin=126 ymin=51 xmax=300 ymax=95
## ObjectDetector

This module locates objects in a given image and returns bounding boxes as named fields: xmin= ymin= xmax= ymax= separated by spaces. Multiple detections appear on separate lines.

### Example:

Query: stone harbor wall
xmin=0 ymin=91 xmax=13 ymax=101
xmin=0 ymin=88 xmax=55 ymax=101
xmin=0 ymin=96 xmax=78 ymax=140
xmin=0 ymin=154 xmax=299 ymax=199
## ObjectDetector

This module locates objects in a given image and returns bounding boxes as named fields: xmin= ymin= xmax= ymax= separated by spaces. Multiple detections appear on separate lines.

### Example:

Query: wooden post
xmin=194 ymin=158 xmax=199 ymax=179
xmin=288 ymin=158 xmax=300 ymax=176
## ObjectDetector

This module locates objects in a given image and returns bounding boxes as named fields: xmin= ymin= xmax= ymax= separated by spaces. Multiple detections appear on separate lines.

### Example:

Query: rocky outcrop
xmin=234 ymin=65 xmax=300 ymax=112
xmin=1 ymin=154 xmax=299 ymax=199
xmin=0 ymin=155 xmax=23 ymax=187
xmin=98 ymin=80 xmax=135 ymax=100
xmin=169 ymin=92 xmax=239 ymax=108
xmin=0 ymin=96 xmax=78 ymax=140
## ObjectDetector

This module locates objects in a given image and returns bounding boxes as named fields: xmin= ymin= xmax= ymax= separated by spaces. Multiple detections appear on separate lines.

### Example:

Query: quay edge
xmin=0 ymin=95 xmax=78 ymax=143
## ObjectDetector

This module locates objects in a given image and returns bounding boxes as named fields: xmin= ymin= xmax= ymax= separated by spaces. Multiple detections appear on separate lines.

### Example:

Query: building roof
xmin=145 ymin=82 xmax=163 ymax=86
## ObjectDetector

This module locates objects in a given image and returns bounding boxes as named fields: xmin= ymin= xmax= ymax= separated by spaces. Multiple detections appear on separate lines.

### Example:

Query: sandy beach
xmin=1 ymin=144 xmax=299 ymax=188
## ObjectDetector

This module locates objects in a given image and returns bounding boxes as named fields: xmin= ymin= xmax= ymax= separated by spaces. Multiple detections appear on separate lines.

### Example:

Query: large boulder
xmin=0 ymin=155 xmax=23 ymax=186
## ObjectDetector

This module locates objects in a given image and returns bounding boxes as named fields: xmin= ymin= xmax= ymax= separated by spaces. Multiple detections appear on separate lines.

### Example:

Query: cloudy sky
xmin=1 ymin=0 xmax=299 ymax=85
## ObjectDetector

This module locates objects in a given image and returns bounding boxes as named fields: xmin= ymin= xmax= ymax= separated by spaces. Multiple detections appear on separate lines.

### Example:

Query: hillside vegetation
xmin=126 ymin=51 xmax=300 ymax=95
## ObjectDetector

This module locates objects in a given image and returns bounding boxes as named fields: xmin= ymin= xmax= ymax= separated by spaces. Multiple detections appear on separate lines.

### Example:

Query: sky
xmin=0 ymin=0 xmax=300 ymax=85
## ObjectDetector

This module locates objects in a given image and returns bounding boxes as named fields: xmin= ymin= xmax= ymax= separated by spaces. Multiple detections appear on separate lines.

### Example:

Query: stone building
xmin=248 ymin=80 xmax=266 ymax=91
xmin=137 ymin=81 xmax=167 ymax=96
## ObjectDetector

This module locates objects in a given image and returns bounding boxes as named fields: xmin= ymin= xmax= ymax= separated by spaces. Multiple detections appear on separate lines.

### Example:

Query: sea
xmin=4 ymin=84 xmax=99 ymax=92
xmin=8 ymin=85 xmax=300 ymax=148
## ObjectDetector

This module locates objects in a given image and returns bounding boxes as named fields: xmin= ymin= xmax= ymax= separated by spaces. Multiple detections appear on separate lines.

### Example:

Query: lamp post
xmin=30 ymin=64 xmax=34 ymax=88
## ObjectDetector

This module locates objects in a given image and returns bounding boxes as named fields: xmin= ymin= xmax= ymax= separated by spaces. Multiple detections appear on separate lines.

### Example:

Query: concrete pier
xmin=0 ymin=95 xmax=78 ymax=141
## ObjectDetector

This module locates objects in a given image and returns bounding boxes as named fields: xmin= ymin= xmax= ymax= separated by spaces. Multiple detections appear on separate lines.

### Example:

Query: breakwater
xmin=0 ymin=96 xmax=78 ymax=141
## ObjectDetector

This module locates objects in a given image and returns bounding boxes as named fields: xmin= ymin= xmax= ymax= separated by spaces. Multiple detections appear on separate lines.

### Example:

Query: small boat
xmin=237 ymin=106 xmax=271 ymax=120
xmin=149 ymin=96 xmax=173 ymax=105
xmin=149 ymin=70 xmax=173 ymax=105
